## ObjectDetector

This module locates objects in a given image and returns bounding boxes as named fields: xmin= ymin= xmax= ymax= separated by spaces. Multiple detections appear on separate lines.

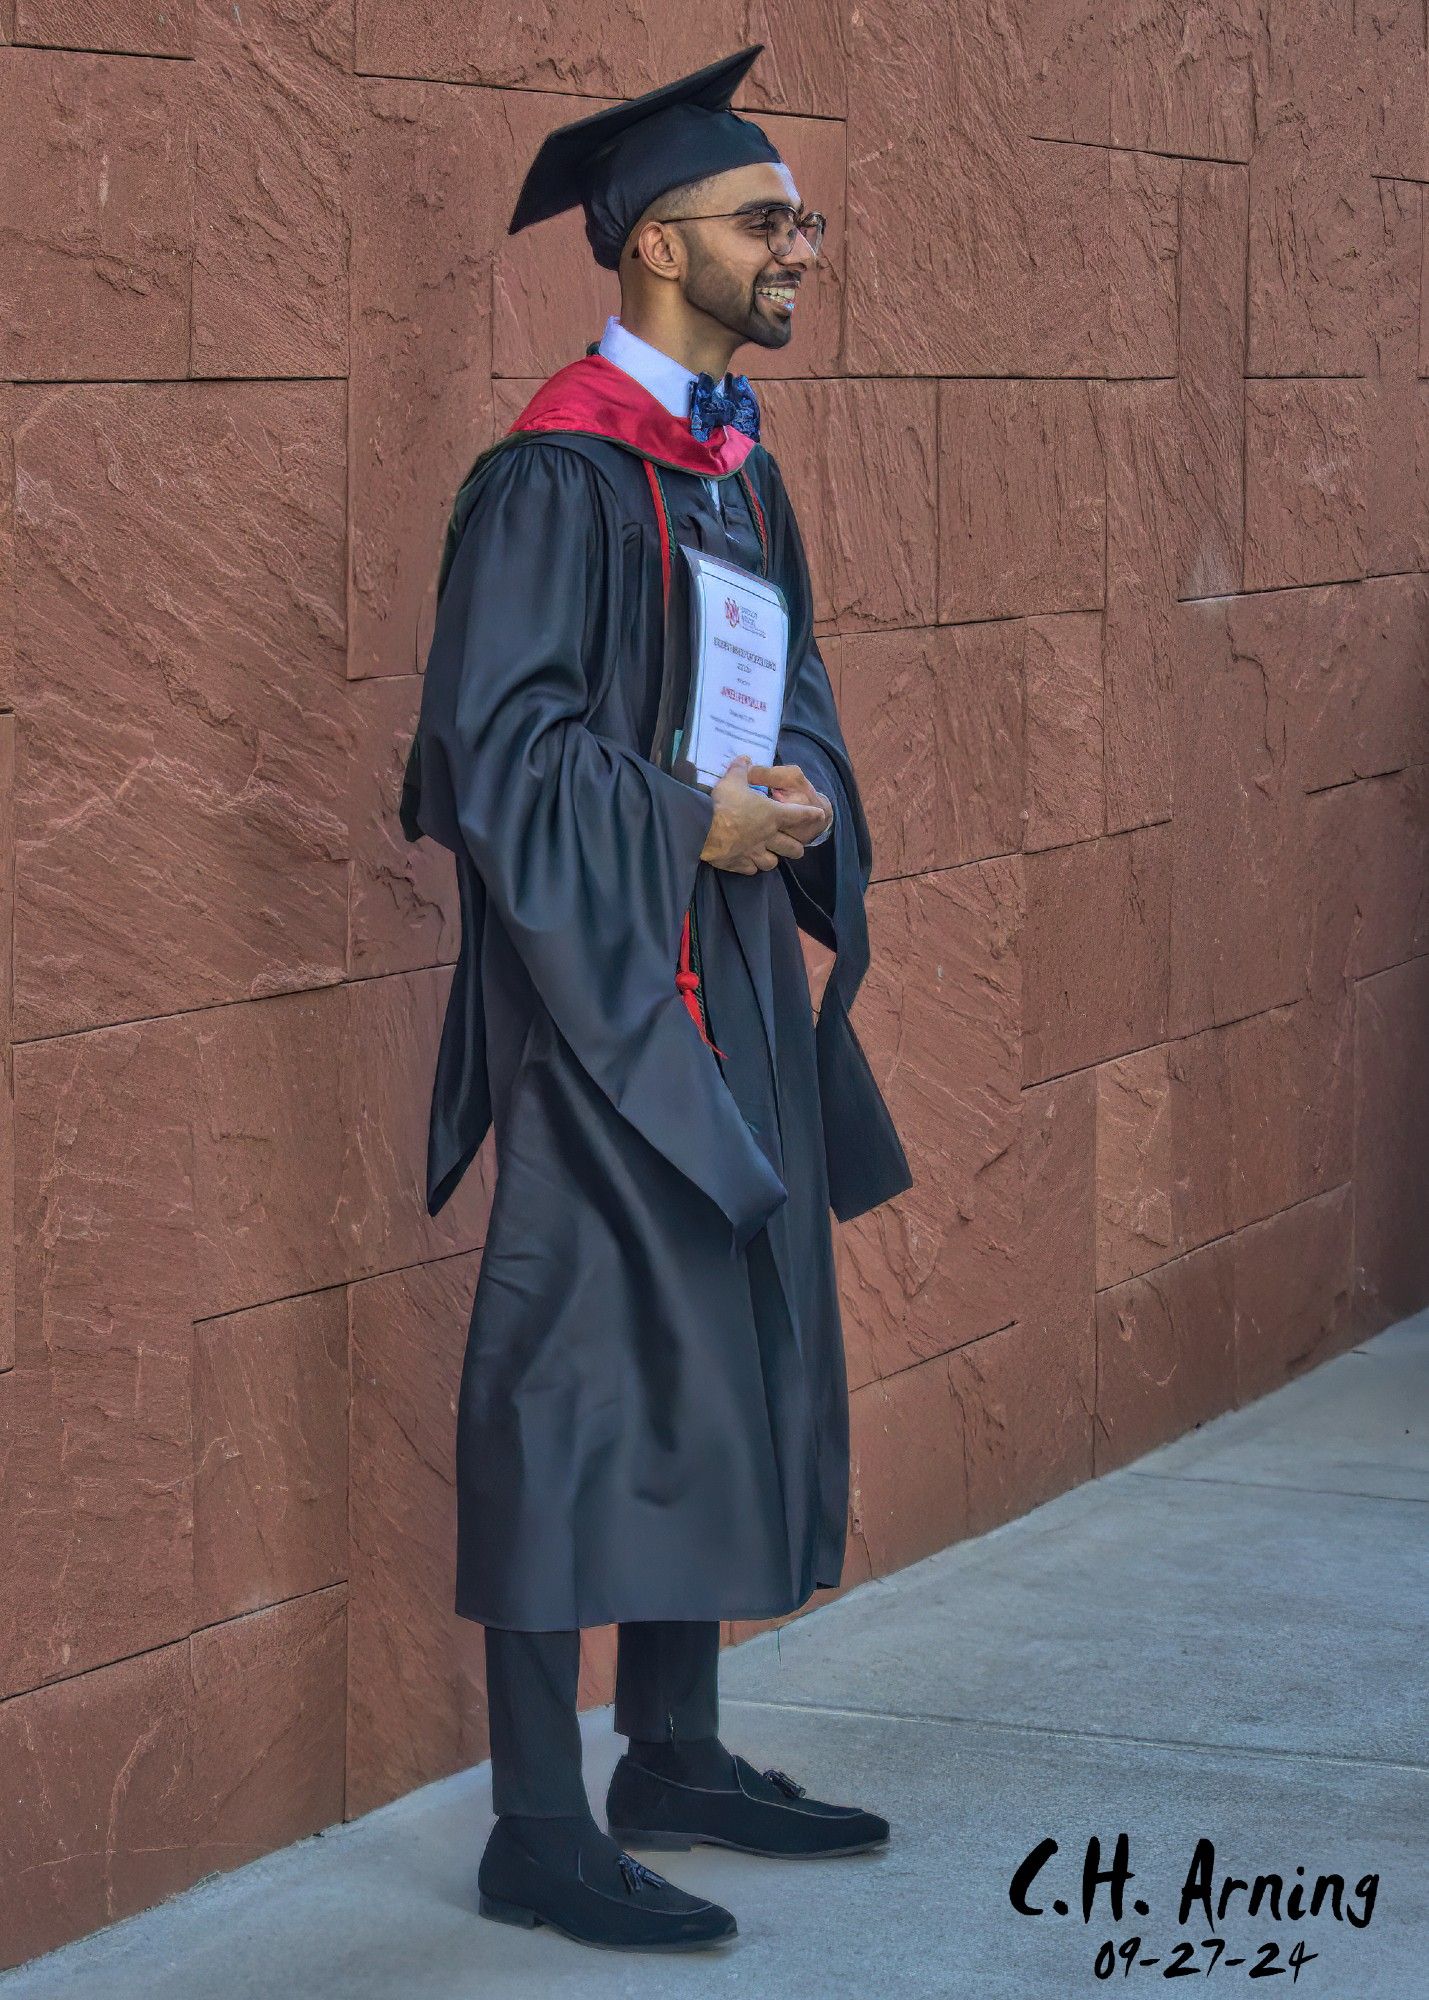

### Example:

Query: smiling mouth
xmin=755 ymin=281 xmax=798 ymax=313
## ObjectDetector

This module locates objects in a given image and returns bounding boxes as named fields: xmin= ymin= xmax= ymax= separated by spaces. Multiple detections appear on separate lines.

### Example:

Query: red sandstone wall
xmin=3 ymin=0 xmax=1428 ymax=1971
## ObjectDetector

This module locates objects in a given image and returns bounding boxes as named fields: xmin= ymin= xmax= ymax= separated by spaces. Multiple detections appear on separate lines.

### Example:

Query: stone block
xmin=0 ymin=710 xmax=11 ymax=1373
xmin=1352 ymin=954 xmax=1429 ymax=1334
xmin=12 ymin=381 xmax=349 ymax=1039
xmin=1110 ymin=0 xmax=1257 ymax=159
xmin=190 ymin=0 xmax=355 ymax=378
xmin=1243 ymin=380 xmax=1368 ymax=590
xmin=1024 ymin=610 xmax=1103 ymax=850
xmin=1095 ymin=1234 xmax=1237 ymax=1471
xmin=0 ymin=1642 xmax=194 ymax=1972
xmin=1023 ymin=825 xmax=1171 ymax=1081
xmin=1366 ymin=180 xmax=1429 ymax=578
xmin=847 ymin=1351 xmax=970 ymax=1578
xmin=845 ymin=2 xmax=1111 ymax=375
xmin=1094 ymin=1033 xmax=1236 ymax=1289
xmin=340 ymin=965 xmax=494 ymax=1280
xmin=347 ymin=1254 xmax=486 ymax=1818
xmin=191 ymin=1588 xmax=347 ymax=1874
xmin=12 ymin=0 xmax=192 ymax=53
xmin=938 ymin=379 xmax=1105 ymax=623
xmin=1175 ymin=160 xmax=1248 ymax=602
xmin=1168 ymin=595 xmax=1307 ymax=1036
xmin=760 ymin=379 xmax=937 ymax=632
xmin=1232 ymin=1184 xmax=1354 ymax=1404
xmin=354 ymin=6 xmax=847 ymax=117
xmin=1102 ymin=379 xmax=1190 ymax=832
xmin=1246 ymin=0 xmax=1373 ymax=378
xmin=949 ymin=1315 xmax=1096 ymax=1537
xmin=193 ymin=1289 xmax=350 ymax=1628
xmin=836 ymin=622 xmax=1024 ymax=878
xmin=0 ymin=48 xmax=190 ymax=380
xmin=3 ymin=1016 xmax=197 ymax=1701
xmin=1289 ymin=575 xmax=1429 ymax=792
xmin=348 ymin=79 xmax=495 ymax=681
xmin=1105 ymin=146 xmax=1180 ymax=379
xmin=347 ymin=672 xmax=460 ymax=978
xmin=839 ymin=861 xmax=1022 ymax=1380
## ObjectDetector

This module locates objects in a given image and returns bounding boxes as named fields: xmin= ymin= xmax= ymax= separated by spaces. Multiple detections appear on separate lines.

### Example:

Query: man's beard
xmin=682 ymin=241 xmax=792 ymax=353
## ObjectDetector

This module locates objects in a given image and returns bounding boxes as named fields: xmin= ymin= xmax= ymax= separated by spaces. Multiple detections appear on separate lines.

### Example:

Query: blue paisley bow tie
xmin=688 ymin=371 xmax=761 ymax=443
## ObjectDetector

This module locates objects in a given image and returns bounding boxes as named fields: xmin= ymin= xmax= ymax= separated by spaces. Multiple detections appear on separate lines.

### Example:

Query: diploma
xmin=675 ymin=548 xmax=790 ymax=789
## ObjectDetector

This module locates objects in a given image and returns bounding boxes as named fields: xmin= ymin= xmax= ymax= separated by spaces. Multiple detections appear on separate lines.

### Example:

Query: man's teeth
xmin=757 ymin=285 xmax=796 ymax=303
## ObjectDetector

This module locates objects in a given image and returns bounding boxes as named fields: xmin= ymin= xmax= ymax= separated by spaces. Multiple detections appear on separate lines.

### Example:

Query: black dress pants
xmin=484 ymin=1620 xmax=721 ymax=1818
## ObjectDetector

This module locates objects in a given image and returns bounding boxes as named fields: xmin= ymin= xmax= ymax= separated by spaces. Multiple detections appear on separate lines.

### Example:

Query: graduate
xmin=399 ymin=43 xmax=914 ymax=1953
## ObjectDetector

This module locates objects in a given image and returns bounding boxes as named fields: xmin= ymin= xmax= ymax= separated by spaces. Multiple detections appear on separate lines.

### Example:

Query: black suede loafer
xmin=476 ymin=1812 xmax=738 ymax=1952
xmin=606 ymin=1750 xmax=891 ymax=1858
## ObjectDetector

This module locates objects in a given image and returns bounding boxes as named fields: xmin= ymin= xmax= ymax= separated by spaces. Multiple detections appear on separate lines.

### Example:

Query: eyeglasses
xmin=653 ymin=202 xmax=826 ymax=260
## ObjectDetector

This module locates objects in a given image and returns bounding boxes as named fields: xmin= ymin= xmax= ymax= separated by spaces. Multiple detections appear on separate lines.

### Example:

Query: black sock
xmin=625 ymin=1733 xmax=736 ymax=1786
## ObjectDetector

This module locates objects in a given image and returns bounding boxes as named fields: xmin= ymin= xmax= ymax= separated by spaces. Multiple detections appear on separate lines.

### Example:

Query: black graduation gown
xmin=399 ymin=428 xmax=913 ymax=1631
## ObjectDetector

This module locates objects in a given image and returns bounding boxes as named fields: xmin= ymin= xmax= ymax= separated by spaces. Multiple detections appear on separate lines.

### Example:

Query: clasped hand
xmin=699 ymin=753 xmax=833 ymax=876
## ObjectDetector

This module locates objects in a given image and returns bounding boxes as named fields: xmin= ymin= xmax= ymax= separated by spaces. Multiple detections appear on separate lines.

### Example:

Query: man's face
xmin=667 ymin=163 xmax=818 ymax=354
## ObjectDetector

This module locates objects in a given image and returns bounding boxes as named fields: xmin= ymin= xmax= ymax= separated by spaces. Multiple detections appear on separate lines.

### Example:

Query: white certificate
xmin=677 ymin=548 xmax=790 ymax=788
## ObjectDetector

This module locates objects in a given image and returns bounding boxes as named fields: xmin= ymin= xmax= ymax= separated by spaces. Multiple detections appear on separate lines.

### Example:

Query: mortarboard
xmin=508 ymin=45 xmax=785 ymax=271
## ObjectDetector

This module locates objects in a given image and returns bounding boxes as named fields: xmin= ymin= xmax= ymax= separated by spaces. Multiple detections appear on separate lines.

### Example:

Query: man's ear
xmin=628 ymin=216 xmax=683 ymax=282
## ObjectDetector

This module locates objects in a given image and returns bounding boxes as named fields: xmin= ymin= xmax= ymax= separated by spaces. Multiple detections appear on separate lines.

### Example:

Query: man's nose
xmin=779 ymin=229 xmax=817 ymax=272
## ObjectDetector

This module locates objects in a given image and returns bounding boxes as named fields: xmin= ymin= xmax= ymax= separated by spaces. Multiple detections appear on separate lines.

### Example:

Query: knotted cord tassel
xmin=677 ymin=908 xmax=725 ymax=1059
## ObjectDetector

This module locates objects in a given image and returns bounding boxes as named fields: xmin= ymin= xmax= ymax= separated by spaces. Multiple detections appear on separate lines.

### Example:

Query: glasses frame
xmin=651 ymin=202 xmax=827 ymax=260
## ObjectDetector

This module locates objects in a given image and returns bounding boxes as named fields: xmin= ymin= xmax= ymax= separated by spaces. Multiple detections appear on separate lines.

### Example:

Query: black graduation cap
xmin=508 ymin=45 xmax=785 ymax=271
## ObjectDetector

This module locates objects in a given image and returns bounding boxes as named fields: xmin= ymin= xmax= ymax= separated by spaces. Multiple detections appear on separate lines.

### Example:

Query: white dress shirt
xmin=595 ymin=315 xmax=832 ymax=848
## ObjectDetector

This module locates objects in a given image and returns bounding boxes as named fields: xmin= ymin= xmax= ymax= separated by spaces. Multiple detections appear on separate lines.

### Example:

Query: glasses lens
xmin=766 ymin=208 xmax=825 ymax=257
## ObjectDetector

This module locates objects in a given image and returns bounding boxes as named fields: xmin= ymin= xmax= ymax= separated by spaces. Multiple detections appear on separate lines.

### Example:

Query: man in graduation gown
xmin=398 ymin=44 xmax=913 ymax=1953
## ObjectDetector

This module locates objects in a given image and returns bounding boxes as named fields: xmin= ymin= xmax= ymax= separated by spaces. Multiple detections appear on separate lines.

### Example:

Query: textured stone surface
xmin=1243 ymin=379 xmax=1368 ymax=590
xmin=836 ymin=622 xmax=1024 ymax=879
xmin=346 ymin=672 xmax=460 ymax=978
xmin=1289 ymin=575 xmax=1429 ymax=791
xmin=354 ymin=4 xmax=849 ymax=117
xmin=190 ymin=0 xmax=355 ymax=379
xmin=193 ymin=1290 xmax=349 ymax=1628
xmin=1022 ymin=825 xmax=1171 ymax=1082
xmin=1095 ymin=1234 xmax=1238 ymax=1471
xmin=348 ymin=80 xmax=494 ymax=681
xmin=1353 ymin=955 xmax=1429 ymax=1335
xmin=1167 ymin=595 xmax=1307 ymax=1037
xmin=839 ymin=862 xmax=1022 ymax=1383
xmin=845 ymin=2 xmax=1113 ymax=376
xmin=1232 ymin=1185 xmax=1354 ymax=1404
xmin=1365 ymin=179 xmax=1429 ymax=578
xmin=0 ymin=709 xmax=12 ymax=1373
xmin=761 ymin=379 xmax=937 ymax=632
xmin=342 ymin=966 xmax=494 ymax=1276
xmin=0 ymin=1642 xmax=194 ymax=1972
xmin=847 ymin=1350 xmax=971 ymax=1578
xmin=191 ymin=1588 xmax=347 ymax=1876
xmin=12 ymin=0 xmax=193 ymax=53
xmin=938 ymin=378 xmax=1105 ymax=623
xmin=949 ymin=1315 xmax=1096 ymax=1538
xmin=3 ymin=1017 xmax=197 ymax=1700
xmin=12 ymin=381 xmax=350 ymax=1038
xmin=346 ymin=1255 xmax=487 ymax=1817
xmin=1175 ymin=160 xmax=1247 ymax=602
xmin=1101 ymin=379 xmax=1188 ymax=833
xmin=1022 ymin=610 xmax=1102 ymax=851
xmin=0 ymin=49 xmax=191 ymax=380
xmin=1246 ymin=0 xmax=1372 ymax=379
xmin=1110 ymin=0 xmax=1258 ymax=159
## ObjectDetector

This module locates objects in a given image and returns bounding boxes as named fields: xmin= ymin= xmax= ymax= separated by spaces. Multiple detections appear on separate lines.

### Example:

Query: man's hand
xmin=747 ymin=761 xmax=834 ymax=842
xmin=700 ymin=754 xmax=829 ymax=875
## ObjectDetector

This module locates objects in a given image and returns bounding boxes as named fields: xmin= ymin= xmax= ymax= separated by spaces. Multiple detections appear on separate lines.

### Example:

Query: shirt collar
xmin=597 ymin=315 xmax=706 ymax=425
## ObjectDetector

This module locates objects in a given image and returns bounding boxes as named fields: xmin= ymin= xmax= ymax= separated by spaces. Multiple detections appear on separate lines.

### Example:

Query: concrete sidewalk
xmin=5 ymin=1312 xmax=1426 ymax=1998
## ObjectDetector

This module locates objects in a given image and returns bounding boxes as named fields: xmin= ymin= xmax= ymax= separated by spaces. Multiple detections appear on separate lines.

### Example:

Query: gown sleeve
xmin=761 ymin=450 xmax=915 ymax=1221
xmin=406 ymin=439 xmax=789 ymax=1252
